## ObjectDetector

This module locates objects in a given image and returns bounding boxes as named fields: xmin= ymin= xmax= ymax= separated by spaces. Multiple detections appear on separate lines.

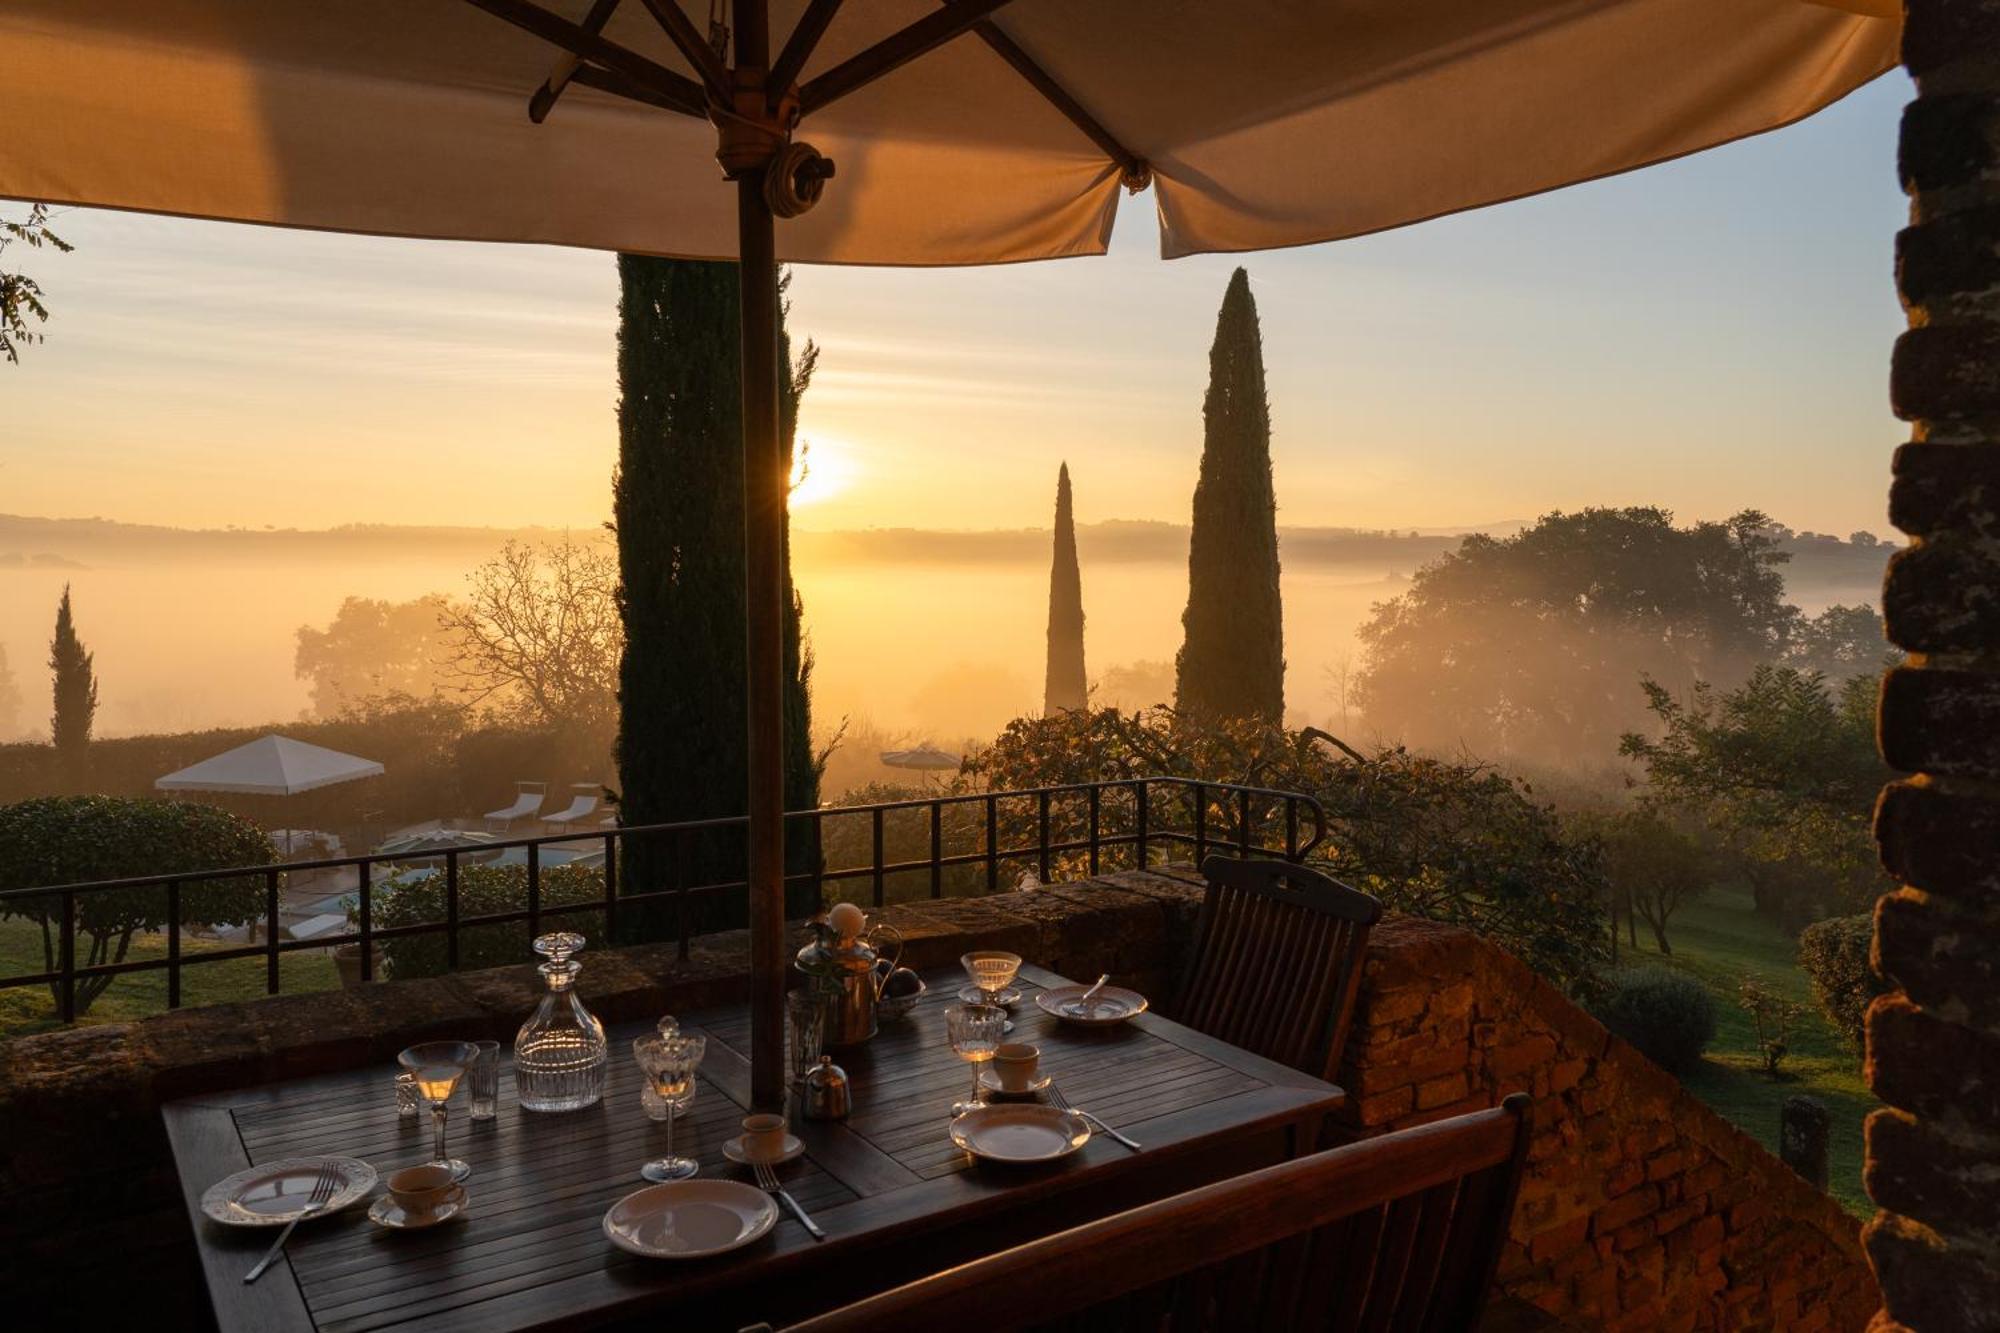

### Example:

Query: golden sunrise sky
xmin=3 ymin=73 xmax=1909 ymax=538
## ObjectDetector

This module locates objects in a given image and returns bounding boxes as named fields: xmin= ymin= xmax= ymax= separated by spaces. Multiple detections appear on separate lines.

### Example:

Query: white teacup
xmin=742 ymin=1112 xmax=788 ymax=1161
xmin=386 ymin=1164 xmax=456 ymax=1217
xmin=992 ymin=1042 xmax=1041 ymax=1093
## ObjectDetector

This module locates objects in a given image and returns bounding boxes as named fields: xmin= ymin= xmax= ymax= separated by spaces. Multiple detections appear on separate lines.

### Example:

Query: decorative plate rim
xmin=949 ymin=1103 xmax=1092 ymax=1162
xmin=1034 ymin=984 xmax=1149 ymax=1025
xmin=199 ymin=1155 xmax=378 ymax=1227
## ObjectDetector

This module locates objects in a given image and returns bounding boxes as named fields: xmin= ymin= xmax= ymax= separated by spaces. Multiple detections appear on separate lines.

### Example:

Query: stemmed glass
xmin=398 ymin=1041 xmax=478 ymax=1183
xmin=945 ymin=1003 xmax=1007 ymax=1117
xmin=632 ymin=1030 xmax=707 ymax=1183
xmin=959 ymin=951 xmax=1022 ymax=1007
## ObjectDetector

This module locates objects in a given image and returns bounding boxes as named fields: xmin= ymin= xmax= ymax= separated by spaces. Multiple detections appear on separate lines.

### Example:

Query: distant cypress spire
xmin=48 ymin=583 xmax=97 ymax=758
xmin=1175 ymin=268 xmax=1284 ymax=722
xmin=1043 ymin=463 xmax=1087 ymax=714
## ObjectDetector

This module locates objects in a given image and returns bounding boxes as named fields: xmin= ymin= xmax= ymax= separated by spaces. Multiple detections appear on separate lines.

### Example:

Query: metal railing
xmin=0 ymin=776 xmax=1324 ymax=1022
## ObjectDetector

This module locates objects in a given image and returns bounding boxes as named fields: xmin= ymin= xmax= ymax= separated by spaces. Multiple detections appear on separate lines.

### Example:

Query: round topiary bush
xmin=1797 ymin=914 xmax=1883 ymax=1055
xmin=1595 ymin=966 xmax=1717 ymax=1074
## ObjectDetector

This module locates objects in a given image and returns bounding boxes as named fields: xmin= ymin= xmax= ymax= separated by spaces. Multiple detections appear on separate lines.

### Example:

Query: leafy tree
xmin=1 ymin=203 xmax=71 ymax=365
xmin=438 ymin=537 xmax=620 ymax=742
xmin=1786 ymin=603 xmax=1896 ymax=680
xmin=0 ymin=642 xmax=21 ymax=739
xmin=967 ymin=706 xmax=1609 ymax=996
xmin=1620 ymin=666 xmax=1889 ymax=928
xmin=1177 ymin=268 xmax=1283 ymax=723
xmin=1043 ymin=463 xmax=1087 ymax=714
xmin=1589 ymin=810 xmax=1710 ymax=954
xmin=1355 ymin=507 xmax=1795 ymax=761
xmin=48 ymin=584 xmax=97 ymax=765
xmin=0 ymin=796 xmax=269 ymax=1013
xmin=294 ymin=595 xmax=456 ymax=718
xmin=613 ymin=257 xmax=819 ymax=931
xmin=1738 ymin=974 xmax=1804 ymax=1079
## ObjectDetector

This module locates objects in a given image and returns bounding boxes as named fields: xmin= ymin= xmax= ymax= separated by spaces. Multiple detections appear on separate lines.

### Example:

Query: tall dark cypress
xmin=48 ymin=583 xmax=97 ymax=767
xmin=613 ymin=257 xmax=819 ymax=932
xmin=1043 ymin=463 xmax=1087 ymax=714
xmin=1175 ymin=268 xmax=1284 ymax=723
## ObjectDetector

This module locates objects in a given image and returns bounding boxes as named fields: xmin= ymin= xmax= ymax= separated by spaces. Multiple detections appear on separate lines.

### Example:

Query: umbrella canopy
xmin=1 ymin=1 xmax=1892 ymax=264
xmin=374 ymin=828 xmax=501 ymax=859
xmin=156 ymin=735 xmax=386 ymax=796
xmin=6 ymin=0 xmax=1899 ymax=1108
xmin=881 ymin=745 xmax=963 ymax=772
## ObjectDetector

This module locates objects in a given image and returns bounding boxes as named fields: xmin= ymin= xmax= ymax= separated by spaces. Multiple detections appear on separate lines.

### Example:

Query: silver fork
xmin=244 ymin=1164 xmax=339 ymax=1284
xmin=1047 ymin=1084 xmax=1141 ymax=1152
xmin=752 ymin=1158 xmax=825 ymax=1241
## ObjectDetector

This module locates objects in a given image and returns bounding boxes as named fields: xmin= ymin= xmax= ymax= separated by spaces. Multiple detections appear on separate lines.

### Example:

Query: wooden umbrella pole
xmin=733 ymin=0 xmax=789 ymax=1113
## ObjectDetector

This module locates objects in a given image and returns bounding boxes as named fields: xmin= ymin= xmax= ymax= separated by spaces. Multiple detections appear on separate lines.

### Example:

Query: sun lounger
xmin=542 ymin=784 xmax=600 ymax=829
xmin=484 ymin=781 xmax=548 ymax=830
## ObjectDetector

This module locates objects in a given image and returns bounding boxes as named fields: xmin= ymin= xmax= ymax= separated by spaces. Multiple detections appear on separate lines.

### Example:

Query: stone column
xmin=1872 ymin=3 xmax=2000 ymax=1328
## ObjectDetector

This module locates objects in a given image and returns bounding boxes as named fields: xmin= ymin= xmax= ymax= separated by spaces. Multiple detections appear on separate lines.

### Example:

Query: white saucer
xmin=369 ymin=1185 xmax=467 ymax=1230
xmin=979 ymin=1068 xmax=1053 ymax=1096
xmin=721 ymin=1133 xmax=805 ymax=1166
xmin=603 ymin=1180 xmax=778 ymax=1259
xmin=201 ymin=1156 xmax=378 ymax=1227
xmin=956 ymin=985 xmax=1023 ymax=1007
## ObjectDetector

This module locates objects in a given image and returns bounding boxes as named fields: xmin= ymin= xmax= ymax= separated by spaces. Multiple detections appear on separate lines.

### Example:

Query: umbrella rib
xmin=769 ymin=0 xmax=845 ymax=106
xmin=528 ymin=0 xmax=624 ymax=123
xmin=796 ymin=0 xmax=1016 ymax=116
xmin=964 ymin=14 xmax=1147 ymax=183
xmin=461 ymin=0 xmax=708 ymax=118
xmin=567 ymin=62 xmax=711 ymax=118
xmin=634 ymin=0 xmax=733 ymax=101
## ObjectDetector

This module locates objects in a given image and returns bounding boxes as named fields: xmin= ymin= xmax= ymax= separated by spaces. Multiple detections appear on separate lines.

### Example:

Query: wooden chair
xmin=1177 ymin=854 xmax=1383 ymax=1083
xmin=760 ymin=1095 xmax=1533 ymax=1333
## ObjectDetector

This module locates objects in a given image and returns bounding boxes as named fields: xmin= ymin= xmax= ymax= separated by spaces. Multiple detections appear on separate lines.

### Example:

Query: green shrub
xmin=1797 ymin=914 xmax=1882 ymax=1053
xmin=358 ymin=862 xmax=606 ymax=980
xmin=0 ymin=795 xmax=272 ymax=1014
xmin=1595 ymin=967 xmax=1717 ymax=1074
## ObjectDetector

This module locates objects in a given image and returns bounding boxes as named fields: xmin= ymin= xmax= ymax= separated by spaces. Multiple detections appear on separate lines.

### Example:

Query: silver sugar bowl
xmin=803 ymin=1055 xmax=851 ymax=1120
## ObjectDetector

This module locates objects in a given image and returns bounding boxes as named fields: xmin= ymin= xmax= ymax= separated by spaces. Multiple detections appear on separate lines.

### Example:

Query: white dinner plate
xmin=1035 ymin=984 xmax=1148 ymax=1026
xmin=200 ymin=1156 xmax=378 ymax=1227
xmin=603 ymin=1180 xmax=779 ymax=1259
xmin=949 ymin=1104 xmax=1091 ymax=1163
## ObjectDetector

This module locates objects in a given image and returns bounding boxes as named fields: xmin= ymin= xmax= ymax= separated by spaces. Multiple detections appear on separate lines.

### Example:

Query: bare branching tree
xmin=2 ymin=204 xmax=73 ymax=365
xmin=438 ymin=537 xmax=622 ymax=737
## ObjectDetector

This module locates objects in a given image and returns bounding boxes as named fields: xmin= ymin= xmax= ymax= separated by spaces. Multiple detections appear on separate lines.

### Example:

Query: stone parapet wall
xmin=1336 ymin=916 xmax=1879 ymax=1332
xmin=1 ymin=866 xmax=1873 ymax=1328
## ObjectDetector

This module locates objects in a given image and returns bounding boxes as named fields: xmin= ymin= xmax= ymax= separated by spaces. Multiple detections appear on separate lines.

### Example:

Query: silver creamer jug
xmin=794 ymin=902 xmax=905 ymax=1046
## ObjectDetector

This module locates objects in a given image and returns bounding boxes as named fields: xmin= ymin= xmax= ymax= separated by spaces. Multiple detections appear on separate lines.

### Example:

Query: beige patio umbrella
xmin=0 ymin=0 xmax=1898 ymax=1107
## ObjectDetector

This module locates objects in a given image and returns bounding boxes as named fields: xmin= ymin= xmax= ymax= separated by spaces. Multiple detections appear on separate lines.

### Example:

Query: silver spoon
xmin=1069 ymin=973 xmax=1110 ymax=1018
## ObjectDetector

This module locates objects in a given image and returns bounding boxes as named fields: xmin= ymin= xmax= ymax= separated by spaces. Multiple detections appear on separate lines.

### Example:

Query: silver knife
xmin=775 ymin=1186 xmax=826 ymax=1240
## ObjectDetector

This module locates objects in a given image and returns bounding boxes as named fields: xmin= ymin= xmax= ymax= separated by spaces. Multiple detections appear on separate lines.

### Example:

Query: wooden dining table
xmin=164 ymin=964 xmax=1345 ymax=1332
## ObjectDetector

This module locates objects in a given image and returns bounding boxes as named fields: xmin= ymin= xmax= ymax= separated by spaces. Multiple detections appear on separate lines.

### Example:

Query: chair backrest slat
xmin=767 ymin=1096 xmax=1533 ymax=1333
xmin=1178 ymin=856 xmax=1383 ymax=1082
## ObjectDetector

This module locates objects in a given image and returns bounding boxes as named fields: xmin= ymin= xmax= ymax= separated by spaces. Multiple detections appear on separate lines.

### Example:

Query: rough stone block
xmin=1867 ymin=993 xmax=2000 ymax=1128
xmin=1876 ymin=778 xmax=2000 ymax=898
xmin=1892 ymin=323 xmax=2000 ymax=421
xmin=1867 ymin=1106 xmax=2000 ymax=1239
xmin=1890 ymin=441 xmax=2000 ymax=537
xmin=1875 ymin=887 xmax=2000 ymax=1031
xmin=1881 ymin=666 xmax=2000 ymax=777
xmin=1905 ymin=3 xmax=2000 ymax=83
xmin=1865 ymin=1211 xmax=2000 ymax=1333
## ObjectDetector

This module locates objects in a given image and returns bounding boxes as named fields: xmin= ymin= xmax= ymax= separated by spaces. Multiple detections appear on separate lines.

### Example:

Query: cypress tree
xmin=1175 ymin=267 xmax=1285 ymax=723
xmin=613 ymin=257 xmax=819 ymax=933
xmin=48 ymin=583 xmax=97 ymax=767
xmin=1043 ymin=463 xmax=1087 ymax=714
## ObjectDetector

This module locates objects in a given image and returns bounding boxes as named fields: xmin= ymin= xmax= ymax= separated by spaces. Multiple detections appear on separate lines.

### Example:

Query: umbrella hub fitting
xmin=712 ymin=68 xmax=799 ymax=180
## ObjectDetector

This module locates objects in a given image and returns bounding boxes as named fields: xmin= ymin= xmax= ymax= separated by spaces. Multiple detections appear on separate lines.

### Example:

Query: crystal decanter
xmin=513 ymin=931 xmax=608 ymax=1112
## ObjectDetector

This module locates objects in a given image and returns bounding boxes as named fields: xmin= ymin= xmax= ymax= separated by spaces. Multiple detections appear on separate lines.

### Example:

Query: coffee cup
xmin=386 ymin=1163 xmax=456 ymax=1217
xmin=992 ymin=1042 xmax=1041 ymax=1093
xmin=742 ymin=1112 xmax=788 ymax=1161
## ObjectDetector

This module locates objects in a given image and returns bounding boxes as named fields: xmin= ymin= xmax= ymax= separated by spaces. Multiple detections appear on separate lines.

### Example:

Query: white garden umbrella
xmin=881 ymin=745 xmax=962 ymax=772
xmin=155 ymin=735 xmax=385 ymax=796
xmin=2 ymin=0 xmax=1899 ymax=1107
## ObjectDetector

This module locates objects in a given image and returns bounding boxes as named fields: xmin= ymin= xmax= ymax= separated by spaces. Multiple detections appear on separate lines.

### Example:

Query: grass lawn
xmin=0 ymin=917 xmax=339 ymax=1040
xmin=1621 ymin=885 xmax=1878 ymax=1218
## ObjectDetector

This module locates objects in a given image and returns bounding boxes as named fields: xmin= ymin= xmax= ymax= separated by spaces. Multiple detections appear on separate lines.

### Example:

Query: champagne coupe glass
xmin=632 ymin=1030 xmax=707 ymax=1183
xmin=945 ymin=1003 xmax=1007 ymax=1117
xmin=398 ymin=1041 xmax=478 ymax=1183
xmin=959 ymin=950 xmax=1022 ymax=1007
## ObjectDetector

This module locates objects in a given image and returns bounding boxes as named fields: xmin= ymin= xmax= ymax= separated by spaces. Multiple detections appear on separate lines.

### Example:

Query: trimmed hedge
xmin=1595 ymin=966 xmax=1717 ymax=1074
xmin=358 ymin=861 xmax=606 ymax=980
xmin=1797 ymin=914 xmax=1883 ymax=1054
